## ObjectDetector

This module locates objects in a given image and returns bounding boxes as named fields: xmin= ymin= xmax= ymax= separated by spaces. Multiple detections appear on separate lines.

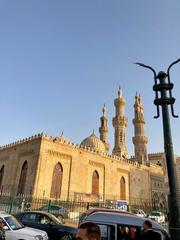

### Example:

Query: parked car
xmin=131 ymin=209 xmax=147 ymax=218
xmin=80 ymin=209 xmax=171 ymax=240
xmin=38 ymin=205 xmax=69 ymax=223
xmin=0 ymin=213 xmax=48 ymax=240
xmin=148 ymin=211 xmax=166 ymax=224
xmin=15 ymin=211 xmax=77 ymax=240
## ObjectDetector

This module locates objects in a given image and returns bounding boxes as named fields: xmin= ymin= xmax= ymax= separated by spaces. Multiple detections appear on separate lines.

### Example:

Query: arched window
xmin=159 ymin=194 xmax=166 ymax=208
xmin=120 ymin=177 xmax=126 ymax=200
xmin=152 ymin=193 xmax=159 ymax=208
xmin=50 ymin=163 xmax=63 ymax=199
xmin=92 ymin=171 xmax=99 ymax=195
xmin=0 ymin=165 xmax=5 ymax=191
xmin=17 ymin=161 xmax=28 ymax=195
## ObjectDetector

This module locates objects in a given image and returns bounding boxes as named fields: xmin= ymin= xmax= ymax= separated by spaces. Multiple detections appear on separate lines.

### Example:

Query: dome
xmin=80 ymin=133 xmax=106 ymax=152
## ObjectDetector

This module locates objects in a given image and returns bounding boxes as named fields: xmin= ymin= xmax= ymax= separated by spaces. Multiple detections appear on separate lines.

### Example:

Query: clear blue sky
xmin=0 ymin=0 xmax=180 ymax=156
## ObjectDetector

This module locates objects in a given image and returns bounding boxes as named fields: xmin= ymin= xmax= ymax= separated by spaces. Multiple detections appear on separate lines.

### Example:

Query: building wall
xmin=33 ymin=135 xmax=164 ymax=204
xmin=0 ymin=136 xmax=41 ymax=195
xmin=0 ymin=134 xmax=166 ymax=205
xmin=175 ymin=156 xmax=180 ymax=199
xmin=130 ymin=167 xmax=151 ymax=203
xmin=148 ymin=152 xmax=180 ymax=204
xmin=34 ymin=136 xmax=131 ymax=201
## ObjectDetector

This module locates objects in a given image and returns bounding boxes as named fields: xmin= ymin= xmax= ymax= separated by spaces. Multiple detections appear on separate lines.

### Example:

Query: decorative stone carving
xmin=89 ymin=160 xmax=105 ymax=168
xmin=47 ymin=150 xmax=71 ymax=160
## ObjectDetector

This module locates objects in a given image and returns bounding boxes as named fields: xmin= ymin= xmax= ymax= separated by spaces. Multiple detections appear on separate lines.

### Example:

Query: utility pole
xmin=135 ymin=59 xmax=180 ymax=240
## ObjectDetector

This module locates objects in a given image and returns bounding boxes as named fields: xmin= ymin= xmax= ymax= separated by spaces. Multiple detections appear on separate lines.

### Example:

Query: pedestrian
xmin=117 ymin=226 xmax=130 ymax=240
xmin=0 ymin=219 xmax=6 ymax=240
xmin=76 ymin=222 xmax=101 ymax=240
xmin=20 ymin=198 xmax=25 ymax=212
xmin=141 ymin=220 xmax=161 ymax=240
xmin=24 ymin=202 xmax=31 ymax=211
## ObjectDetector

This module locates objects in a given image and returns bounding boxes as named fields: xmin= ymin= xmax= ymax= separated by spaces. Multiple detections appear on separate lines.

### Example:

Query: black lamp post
xmin=135 ymin=59 xmax=180 ymax=240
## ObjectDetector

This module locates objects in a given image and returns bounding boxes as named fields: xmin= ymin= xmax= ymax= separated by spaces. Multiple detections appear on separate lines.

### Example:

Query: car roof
xmin=16 ymin=211 xmax=55 ymax=217
xmin=83 ymin=208 xmax=133 ymax=216
xmin=0 ymin=213 xmax=12 ymax=218
xmin=83 ymin=211 xmax=167 ymax=232
xmin=41 ymin=204 xmax=62 ymax=207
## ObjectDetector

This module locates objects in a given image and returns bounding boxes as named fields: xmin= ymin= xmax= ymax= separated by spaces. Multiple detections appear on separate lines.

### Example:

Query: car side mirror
xmin=3 ymin=226 xmax=9 ymax=231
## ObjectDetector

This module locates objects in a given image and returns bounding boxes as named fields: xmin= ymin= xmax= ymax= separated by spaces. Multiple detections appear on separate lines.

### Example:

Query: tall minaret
xmin=112 ymin=88 xmax=128 ymax=157
xmin=99 ymin=104 xmax=109 ymax=152
xmin=132 ymin=93 xmax=148 ymax=164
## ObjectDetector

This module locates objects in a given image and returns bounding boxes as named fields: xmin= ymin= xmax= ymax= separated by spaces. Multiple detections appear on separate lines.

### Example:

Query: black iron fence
xmin=0 ymin=193 xmax=168 ymax=226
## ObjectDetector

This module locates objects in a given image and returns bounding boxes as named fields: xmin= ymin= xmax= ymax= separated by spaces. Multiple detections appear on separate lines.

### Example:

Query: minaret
xmin=132 ymin=93 xmax=148 ymax=164
xmin=112 ymin=88 xmax=128 ymax=157
xmin=99 ymin=104 xmax=110 ymax=152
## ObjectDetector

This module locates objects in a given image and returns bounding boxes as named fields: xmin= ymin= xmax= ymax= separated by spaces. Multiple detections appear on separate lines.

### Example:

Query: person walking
xmin=0 ymin=219 xmax=6 ymax=240
xmin=76 ymin=222 xmax=101 ymax=240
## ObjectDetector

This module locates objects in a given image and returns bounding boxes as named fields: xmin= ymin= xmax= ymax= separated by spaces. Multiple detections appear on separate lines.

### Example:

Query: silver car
xmin=0 ymin=213 xmax=48 ymax=240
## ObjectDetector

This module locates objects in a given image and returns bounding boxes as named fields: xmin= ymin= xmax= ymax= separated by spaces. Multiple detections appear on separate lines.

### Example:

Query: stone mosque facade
xmin=0 ymin=89 xmax=177 ymax=207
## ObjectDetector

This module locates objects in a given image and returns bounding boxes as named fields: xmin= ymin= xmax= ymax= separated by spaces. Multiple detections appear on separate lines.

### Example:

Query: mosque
xmin=1 ymin=88 xmax=178 ymax=207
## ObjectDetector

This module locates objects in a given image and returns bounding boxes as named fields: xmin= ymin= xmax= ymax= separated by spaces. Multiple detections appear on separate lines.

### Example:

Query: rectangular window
xmin=22 ymin=213 xmax=36 ymax=222
xmin=98 ymin=224 xmax=115 ymax=240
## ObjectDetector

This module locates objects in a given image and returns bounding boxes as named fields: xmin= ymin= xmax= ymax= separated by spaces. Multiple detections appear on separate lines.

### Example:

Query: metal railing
xmin=0 ymin=193 xmax=168 ymax=226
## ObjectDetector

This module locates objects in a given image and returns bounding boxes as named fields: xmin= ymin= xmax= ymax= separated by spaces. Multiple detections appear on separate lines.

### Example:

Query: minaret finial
xmin=102 ymin=103 xmax=107 ymax=117
xmin=118 ymin=86 xmax=122 ymax=98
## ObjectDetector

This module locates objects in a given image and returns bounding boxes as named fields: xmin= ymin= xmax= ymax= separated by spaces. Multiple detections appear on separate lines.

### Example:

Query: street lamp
xmin=135 ymin=59 xmax=180 ymax=240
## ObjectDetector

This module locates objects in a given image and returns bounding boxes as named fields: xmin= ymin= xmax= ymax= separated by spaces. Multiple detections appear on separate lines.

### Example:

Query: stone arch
xmin=92 ymin=170 xmax=99 ymax=195
xmin=159 ymin=193 xmax=166 ymax=208
xmin=17 ymin=161 xmax=28 ymax=195
xmin=152 ymin=192 xmax=159 ymax=208
xmin=0 ymin=165 xmax=5 ymax=191
xmin=50 ymin=162 xmax=63 ymax=199
xmin=120 ymin=176 xmax=126 ymax=200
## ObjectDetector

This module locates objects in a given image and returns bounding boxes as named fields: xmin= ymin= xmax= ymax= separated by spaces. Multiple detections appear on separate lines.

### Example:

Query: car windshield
xmin=41 ymin=205 xmax=60 ymax=211
xmin=152 ymin=212 xmax=161 ymax=216
xmin=46 ymin=213 xmax=62 ymax=225
xmin=5 ymin=216 xmax=24 ymax=230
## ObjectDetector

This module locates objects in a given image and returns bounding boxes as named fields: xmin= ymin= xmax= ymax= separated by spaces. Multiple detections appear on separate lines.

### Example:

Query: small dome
xmin=80 ymin=133 xmax=106 ymax=152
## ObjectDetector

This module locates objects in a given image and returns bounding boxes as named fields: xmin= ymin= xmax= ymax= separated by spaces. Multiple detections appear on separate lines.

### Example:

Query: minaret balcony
xmin=112 ymin=116 xmax=128 ymax=126
xmin=132 ymin=118 xmax=145 ymax=124
xmin=132 ymin=136 xmax=148 ymax=144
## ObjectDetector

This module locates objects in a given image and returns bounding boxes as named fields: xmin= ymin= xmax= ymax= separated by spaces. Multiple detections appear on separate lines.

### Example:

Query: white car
xmin=132 ymin=209 xmax=147 ymax=218
xmin=148 ymin=211 xmax=165 ymax=224
xmin=0 ymin=213 xmax=48 ymax=240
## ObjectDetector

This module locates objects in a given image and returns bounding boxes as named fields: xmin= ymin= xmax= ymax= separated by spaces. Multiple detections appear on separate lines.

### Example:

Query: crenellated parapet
xmin=0 ymin=133 xmax=43 ymax=151
xmin=0 ymin=131 xmax=164 ymax=172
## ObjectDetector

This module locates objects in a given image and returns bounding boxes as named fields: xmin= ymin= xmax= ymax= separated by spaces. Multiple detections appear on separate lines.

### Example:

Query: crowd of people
xmin=75 ymin=220 xmax=161 ymax=240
